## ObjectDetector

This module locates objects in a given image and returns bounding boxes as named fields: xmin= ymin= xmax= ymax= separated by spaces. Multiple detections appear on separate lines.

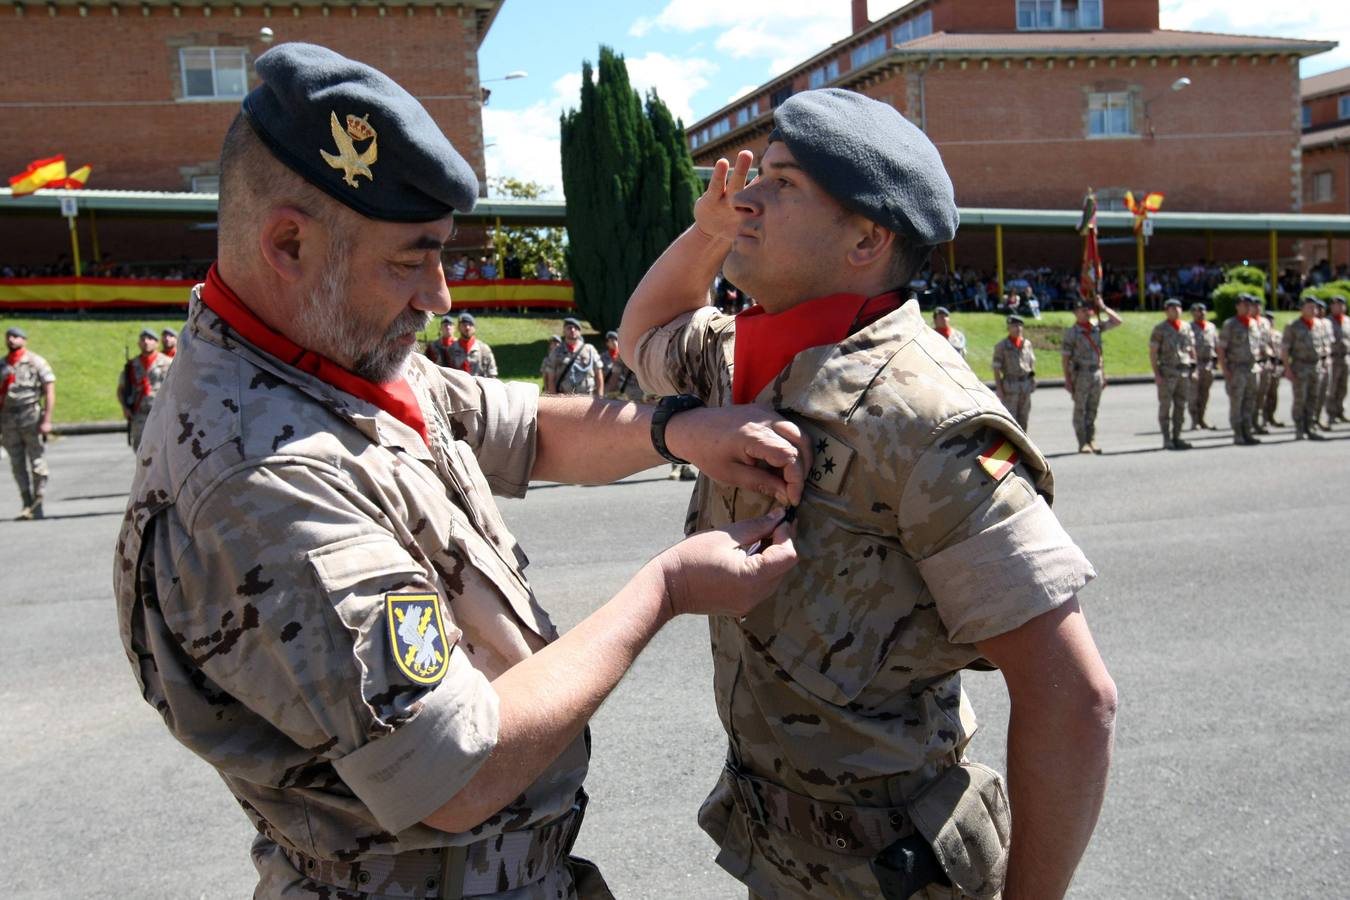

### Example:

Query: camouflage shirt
xmin=1283 ymin=317 xmax=1331 ymax=368
xmin=1331 ymin=314 xmax=1348 ymax=358
xmin=632 ymin=299 xmax=1095 ymax=898
xmin=602 ymin=351 xmax=644 ymax=401
xmin=428 ymin=337 xmax=499 ymax=378
xmin=1218 ymin=316 xmax=1261 ymax=366
xmin=544 ymin=342 xmax=602 ymax=395
xmin=1062 ymin=322 xmax=1104 ymax=370
xmin=116 ymin=352 xmax=174 ymax=416
xmin=991 ymin=337 xmax=1036 ymax=382
xmin=1149 ymin=320 xmax=1197 ymax=370
xmin=0 ymin=349 xmax=55 ymax=413
xmin=1191 ymin=320 xmax=1218 ymax=366
xmin=113 ymin=288 xmax=589 ymax=894
xmin=938 ymin=327 xmax=967 ymax=358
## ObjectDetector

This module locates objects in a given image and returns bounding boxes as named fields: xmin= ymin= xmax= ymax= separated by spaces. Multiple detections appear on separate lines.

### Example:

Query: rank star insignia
xmin=386 ymin=593 xmax=449 ymax=685
xmin=822 ymin=457 xmax=837 ymax=474
xmin=815 ymin=438 xmax=829 ymax=455
xmin=800 ymin=422 xmax=855 ymax=495
xmin=320 ymin=111 xmax=378 ymax=188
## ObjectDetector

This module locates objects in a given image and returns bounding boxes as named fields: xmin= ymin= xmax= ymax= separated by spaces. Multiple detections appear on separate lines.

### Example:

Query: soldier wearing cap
xmin=161 ymin=326 xmax=179 ymax=358
xmin=602 ymin=330 xmax=644 ymax=402
xmin=1283 ymin=295 xmax=1331 ymax=440
xmin=1148 ymin=299 xmax=1196 ymax=450
xmin=1 ymin=325 xmax=56 ymax=520
xmin=543 ymin=317 xmax=604 ymax=396
xmin=992 ymin=314 xmax=1035 ymax=430
xmin=1061 ymin=294 xmax=1123 ymax=454
xmin=1189 ymin=302 xmax=1219 ymax=430
xmin=429 ymin=312 xmax=498 ymax=378
xmin=1328 ymin=294 xmax=1349 ymax=424
xmin=1311 ymin=298 xmax=1335 ymax=430
xmin=621 ymin=88 xmax=1113 ymax=900
xmin=540 ymin=333 xmax=561 ymax=382
xmin=1256 ymin=310 xmax=1283 ymax=431
xmin=112 ymin=43 xmax=813 ymax=900
xmin=931 ymin=306 xmax=966 ymax=358
xmin=117 ymin=327 xmax=173 ymax=450
xmin=1218 ymin=292 xmax=1264 ymax=445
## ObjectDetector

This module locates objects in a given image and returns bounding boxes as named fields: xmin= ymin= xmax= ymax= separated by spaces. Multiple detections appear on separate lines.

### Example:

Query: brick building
xmin=1301 ymin=65 xmax=1350 ymax=272
xmin=686 ymin=0 xmax=1336 ymax=271
xmin=0 ymin=0 xmax=502 ymax=268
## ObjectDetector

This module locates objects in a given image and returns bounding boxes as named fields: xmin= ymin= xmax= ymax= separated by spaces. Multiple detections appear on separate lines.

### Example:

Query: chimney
xmin=852 ymin=0 xmax=869 ymax=34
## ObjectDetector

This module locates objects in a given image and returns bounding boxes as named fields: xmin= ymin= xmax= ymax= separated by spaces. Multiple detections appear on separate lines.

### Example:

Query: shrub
xmin=1211 ymin=281 xmax=1265 ymax=324
xmin=1224 ymin=265 xmax=1267 ymax=289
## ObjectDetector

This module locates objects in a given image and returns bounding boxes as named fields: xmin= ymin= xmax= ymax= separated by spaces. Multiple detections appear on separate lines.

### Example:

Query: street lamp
xmin=1143 ymin=77 xmax=1193 ymax=139
xmin=480 ymin=71 xmax=527 ymax=105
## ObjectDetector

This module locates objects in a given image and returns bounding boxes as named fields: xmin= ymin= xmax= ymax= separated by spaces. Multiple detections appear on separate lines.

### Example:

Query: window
xmin=1303 ymin=104 xmax=1312 ymax=129
xmin=179 ymin=47 xmax=247 ymax=100
xmin=770 ymin=85 xmax=794 ymax=107
xmin=700 ymin=127 xmax=710 ymax=144
xmin=189 ymin=175 xmax=220 ymax=193
xmin=808 ymin=60 xmax=840 ymax=89
xmin=749 ymin=100 xmax=760 ymax=118
xmin=851 ymin=35 xmax=888 ymax=69
xmin=737 ymin=107 xmax=749 ymax=126
xmin=1308 ymin=171 xmax=1334 ymax=204
xmin=893 ymin=10 xmax=934 ymax=45
xmin=709 ymin=117 xmax=732 ymax=139
xmin=1340 ymin=95 xmax=1350 ymax=120
xmin=690 ymin=133 xmax=700 ymax=149
xmin=1088 ymin=91 xmax=1134 ymax=137
xmin=1018 ymin=0 xmax=1102 ymax=31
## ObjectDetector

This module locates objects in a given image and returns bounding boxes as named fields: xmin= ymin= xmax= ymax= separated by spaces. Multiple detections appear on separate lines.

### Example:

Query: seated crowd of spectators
xmin=1 ymin=255 xmax=210 ymax=280
xmin=445 ymin=252 xmax=564 ymax=282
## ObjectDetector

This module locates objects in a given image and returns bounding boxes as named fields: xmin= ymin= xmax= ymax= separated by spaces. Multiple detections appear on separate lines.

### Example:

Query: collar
xmin=1302 ymin=316 xmax=1318 ymax=330
xmin=731 ymin=290 xmax=904 ymax=406
xmin=1011 ymin=336 xmax=1024 ymax=350
xmin=1167 ymin=318 xmax=1183 ymax=331
xmin=5 ymin=348 xmax=25 ymax=366
xmin=1193 ymin=319 xmax=1210 ymax=330
xmin=1237 ymin=315 xmax=1254 ymax=327
xmin=1077 ymin=320 xmax=1095 ymax=333
xmin=608 ymin=348 xmax=619 ymax=360
xmin=199 ymin=264 xmax=428 ymax=448
xmin=936 ymin=325 xmax=952 ymax=338
xmin=139 ymin=351 xmax=159 ymax=367
xmin=164 ymin=348 xmax=176 ymax=358
xmin=458 ymin=336 xmax=476 ymax=351
xmin=564 ymin=339 xmax=581 ymax=353
xmin=440 ymin=336 xmax=453 ymax=346
xmin=1335 ymin=313 xmax=1346 ymax=323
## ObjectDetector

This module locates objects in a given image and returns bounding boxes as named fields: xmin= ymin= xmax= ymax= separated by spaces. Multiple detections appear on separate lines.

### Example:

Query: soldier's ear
xmin=257 ymin=206 xmax=314 ymax=284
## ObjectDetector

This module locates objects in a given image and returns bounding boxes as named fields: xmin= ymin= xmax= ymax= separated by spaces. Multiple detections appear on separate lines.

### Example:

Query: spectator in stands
xmin=464 ymin=257 xmax=480 ymax=280
xmin=480 ymin=256 xmax=498 ymax=280
xmin=535 ymin=258 xmax=552 ymax=280
xmin=503 ymin=251 xmax=523 ymax=280
xmin=448 ymin=255 xmax=467 ymax=280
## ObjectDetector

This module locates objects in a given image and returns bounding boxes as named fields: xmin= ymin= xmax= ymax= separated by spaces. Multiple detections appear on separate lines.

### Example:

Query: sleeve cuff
xmin=475 ymin=377 xmax=539 ymax=498
xmin=631 ymin=310 xmax=700 ymax=397
xmin=333 ymin=651 xmax=500 ymax=836
xmin=918 ymin=496 xmax=1097 ymax=645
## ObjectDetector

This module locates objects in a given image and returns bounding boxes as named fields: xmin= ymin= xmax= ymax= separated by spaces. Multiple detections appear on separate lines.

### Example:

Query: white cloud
xmin=1159 ymin=0 xmax=1350 ymax=76
xmin=625 ymin=52 xmax=717 ymax=123
xmin=727 ymin=83 xmax=759 ymax=103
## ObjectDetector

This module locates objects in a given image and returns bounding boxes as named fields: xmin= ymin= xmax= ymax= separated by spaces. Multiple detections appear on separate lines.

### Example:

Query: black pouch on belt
xmin=870 ymin=832 xmax=951 ymax=899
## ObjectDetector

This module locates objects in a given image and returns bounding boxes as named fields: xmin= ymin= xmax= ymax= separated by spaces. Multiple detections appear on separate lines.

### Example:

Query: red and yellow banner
xmin=9 ymin=156 xmax=68 ymax=196
xmin=445 ymin=278 xmax=576 ymax=310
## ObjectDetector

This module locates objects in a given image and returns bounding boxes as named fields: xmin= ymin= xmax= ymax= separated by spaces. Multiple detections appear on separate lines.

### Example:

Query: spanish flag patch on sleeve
xmin=977 ymin=436 xmax=1019 ymax=481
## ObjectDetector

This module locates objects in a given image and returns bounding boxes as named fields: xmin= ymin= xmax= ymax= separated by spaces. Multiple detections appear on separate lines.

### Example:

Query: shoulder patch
xmin=801 ymin=422 xmax=856 ymax=495
xmin=977 ymin=436 xmax=1019 ymax=481
xmin=386 ymin=593 xmax=450 ymax=685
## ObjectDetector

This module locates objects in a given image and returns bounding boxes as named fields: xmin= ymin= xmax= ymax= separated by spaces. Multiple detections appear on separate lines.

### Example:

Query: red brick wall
xmin=932 ymin=0 xmax=1159 ymax=33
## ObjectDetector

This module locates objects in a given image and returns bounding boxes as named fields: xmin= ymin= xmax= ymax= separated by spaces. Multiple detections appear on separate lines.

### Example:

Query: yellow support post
xmin=1136 ymin=231 xmax=1146 ymax=310
xmin=1269 ymin=229 xmax=1278 ymax=304
xmin=494 ymin=215 xmax=503 ymax=276
xmin=995 ymin=224 xmax=1005 ymax=297
xmin=947 ymin=240 xmax=956 ymax=273
xmin=68 ymin=216 xmax=82 ymax=285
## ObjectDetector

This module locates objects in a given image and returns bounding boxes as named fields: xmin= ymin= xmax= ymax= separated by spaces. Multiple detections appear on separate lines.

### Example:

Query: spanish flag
xmin=8 ymin=155 xmax=67 ymax=196
xmin=51 ymin=164 xmax=92 ymax=190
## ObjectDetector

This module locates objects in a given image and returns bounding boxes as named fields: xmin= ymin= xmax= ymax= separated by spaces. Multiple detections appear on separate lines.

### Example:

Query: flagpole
xmin=68 ymin=213 xmax=82 ymax=299
xmin=1136 ymin=231 xmax=1145 ymax=311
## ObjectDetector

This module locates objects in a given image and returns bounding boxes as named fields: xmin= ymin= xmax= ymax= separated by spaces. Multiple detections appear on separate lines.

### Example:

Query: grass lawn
xmin=2 ymin=308 xmax=1302 ymax=424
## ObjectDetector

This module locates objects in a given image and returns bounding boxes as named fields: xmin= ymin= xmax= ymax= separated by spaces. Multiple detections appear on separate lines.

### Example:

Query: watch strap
xmin=651 ymin=394 xmax=705 ymax=465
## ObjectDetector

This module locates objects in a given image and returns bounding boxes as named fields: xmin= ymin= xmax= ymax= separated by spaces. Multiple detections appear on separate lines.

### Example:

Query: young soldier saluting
xmin=620 ymin=89 xmax=1114 ymax=900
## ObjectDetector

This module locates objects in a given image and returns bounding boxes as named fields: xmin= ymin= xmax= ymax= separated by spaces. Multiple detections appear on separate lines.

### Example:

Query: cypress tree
xmin=560 ymin=46 xmax=702 ymax=333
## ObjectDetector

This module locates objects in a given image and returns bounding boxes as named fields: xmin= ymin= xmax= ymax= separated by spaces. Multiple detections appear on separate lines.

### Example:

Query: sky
xmin=477 ymin=1 xmax=1350 ymax=197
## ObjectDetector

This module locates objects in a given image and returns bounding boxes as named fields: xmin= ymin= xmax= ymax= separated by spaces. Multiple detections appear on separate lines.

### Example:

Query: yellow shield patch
xmin=386 ymin=593 xmax=450 ymax=685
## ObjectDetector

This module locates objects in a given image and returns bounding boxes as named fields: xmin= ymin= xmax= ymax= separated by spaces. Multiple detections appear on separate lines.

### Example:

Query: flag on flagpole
xmin=8 ymin=155 xmax=68 ymax=196
xmin=49 ymin=164 xmax=93 ymax=190
xmin=1124 ymin=190 xmax=1165 ymax=235
xmin=1078 ymin=190 xmax=1103 ymax=301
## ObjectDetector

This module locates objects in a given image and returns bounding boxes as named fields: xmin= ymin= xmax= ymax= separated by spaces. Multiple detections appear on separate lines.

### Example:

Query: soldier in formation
xmin=428 ymin=311 xmax=497 ymax=377
xmin=117 ymin=327 xmax=173 ymax=451
xmin=1189 ymin=302 xmax=1219 ymax=430
xmin=1255 ymin=310 xmax=1284 ymax=431
xmin=161 ymin=326 xmax=179 ymax=358
xmin=1217 ymin=292 xmax=1264 ymax=445
xmin=991 ymin=313 xmax=1035 ymax=430
xmin=602 ymin=330 xmax=644 ymax=402
xmin=1311 ymin=298 xmax=1334 ymax=431
xmin=1062 ymin=295 xmax=1122 ymax=454
xmin=621 ymin=89 xmax=1112 ymax=900
xmin=544 ymin=317 xmax=604 ymax=396
xmin=1328 ymin=294 xmax=1348 ymax=424
xmin=1283 ymin=295 xmax=1332 ymax=440
xmin=1 ymin=326 xmax=56 ymax=520
xmin=1149 ymin=299 xmax=1196 ymax=450
xmin=932 ymin=305 xmax=966 ymax=358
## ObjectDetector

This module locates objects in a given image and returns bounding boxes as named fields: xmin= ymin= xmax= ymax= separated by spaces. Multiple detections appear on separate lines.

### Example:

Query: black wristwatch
xmin=651 ymin=394 xmax=705 ymax=464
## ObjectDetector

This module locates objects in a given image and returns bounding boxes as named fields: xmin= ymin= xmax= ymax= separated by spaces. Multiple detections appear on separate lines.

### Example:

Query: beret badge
xmin=320 ymin=110 xmax=378 ymax=188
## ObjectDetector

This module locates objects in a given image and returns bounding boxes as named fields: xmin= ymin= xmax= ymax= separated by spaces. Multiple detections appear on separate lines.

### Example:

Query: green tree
xmin=559 ymin=46 xmax=702 ymax=332
xmin=486 ymin=177 xmax=567 ymax=278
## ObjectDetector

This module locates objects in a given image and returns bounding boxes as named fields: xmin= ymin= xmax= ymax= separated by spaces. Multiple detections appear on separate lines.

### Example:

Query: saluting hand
xmin=657 ymin=511 xmax=797 ymax=620
xmin=694 ymin=150 xmax=756 ymax=244
xmin=664 ymin=404 xmax=812 ymax=507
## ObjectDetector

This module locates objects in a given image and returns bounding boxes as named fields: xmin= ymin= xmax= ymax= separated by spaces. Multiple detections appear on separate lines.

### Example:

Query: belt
xmin=1073 ymin=365 xmax=1101 ymax=372
xmin=283 ymin=792 xmax=587 ymax=899
xmin=725 ymin=764 xmax=915 ymax=857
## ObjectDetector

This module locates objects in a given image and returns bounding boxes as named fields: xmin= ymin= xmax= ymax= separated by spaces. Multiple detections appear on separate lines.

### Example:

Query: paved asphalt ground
xmin=3 ymin=381 xmax=1348 ymax=899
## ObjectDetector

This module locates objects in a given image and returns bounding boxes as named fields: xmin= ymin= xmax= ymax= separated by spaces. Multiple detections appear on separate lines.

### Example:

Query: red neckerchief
xmin=608 ymin=348 xmax=619 ymax=360
xmin=164 ymin=348 xmax=176 ymax=358
xmin=1076 ymin=321 xmax=1102 ymax=357
xmin=1168 ymin=318 xmax=1183 ymax=332
xmin=440 ymin=337 xmax=453 ymax=347
xmin=1237 ymin=315 xmax=1254 ymax=328
xmin=456 ymin=336 xmax=476 ymax=373
xmin=564 ymin=339 xmax=581 ymax=353
xmin=1302 ymin=317 xmax=1317 ymax=331
xmin=1 ymin=348 xmax=24 ymax=403
xmin=1193 ymin=320 xmax=1210 ymax=331
xmin=199 ymin=265 xmax=428 ymax=446
xmin=936 ymin=325 xmax=952 ymax=338
xmin=732 ymin=290 xmax=904 ymax=405
xmin=137 ymin=352 xmax=159 ymax=398
xmin=1334 ymin=313 xmax=1346 ymax=323
xmin=1011 ymin=336 xmax=1024 ymax=350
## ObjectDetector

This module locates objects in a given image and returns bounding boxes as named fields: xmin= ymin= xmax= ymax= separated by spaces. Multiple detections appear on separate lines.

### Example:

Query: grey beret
xmin=933 ymin=306 xmax=950 ymax=317
xmin=1331 ymin=294 xmax=1348 ymax=304
xmin=1236 ymin=292 xmax=1258 ymax=303
xmin=160 ymin=326 xmax=177 ymax=336
xmin=6 ymin=326 xmax=26 ymax=339
xmin=458 ymin=312 xmax=476 ymax=324
xmin=768 ymin=89 xmax=957 ymax=245
xmin=562 ymin=317 xmax=581 ymax=328
xmin=1164 ymin=298 xmax=1182 ymax=308
xmin=1191 ymin=302 xmax=1207 ymax=312
xmin=549 ymin=334 xmax=561 ymax=343
xmin=605 ymin=330 xmax=619 ymax=340
xmin=1312 ymin=297 xmax=1328 ymax=310
xmin=1007 ymin=314 xmax=1024 ymax=324
xmin=243 ymin=43 xmax=477 ymax=222
xmin=139 ymin=328 xmax=158 ymax=339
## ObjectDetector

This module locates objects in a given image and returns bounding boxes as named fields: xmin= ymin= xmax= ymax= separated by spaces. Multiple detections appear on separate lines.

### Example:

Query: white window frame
xmin=893 ymin=10 xmax=934 ymax=45
xmin=1339 ymin=95 xmax=1350 ymax=120
xmin=850 ymin=35 xmax=888 ymax=70
xmin=808 ymin=59 xmax=840 ymax=89
xmin=1018 ymin=0 xmax=1103 ymax=32
xmin=189 ymin=174 xmax=220 ymax=193
xmin=179 ymin=47 xmax=248 ymax=100
xmin=1309 ymin=171 xmax=1334 ymax=204
xmin=1087 ymin=91 xmax=1135 ymax=138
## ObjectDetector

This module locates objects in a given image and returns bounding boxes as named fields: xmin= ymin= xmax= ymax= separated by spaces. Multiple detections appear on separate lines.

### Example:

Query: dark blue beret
xmin=933 ymin=307 xmax=950 ymax=316
xmin=6 ymin=326 xmax=26 ymax=339
xmin=1191 ymin=302 xmax=1207 ymax=312
xmin=562 ymin=317 xmax=581 ymax=328
xmin=161 ymin=326 xmax=177 ymax=336
xmin=139 ymin=328 xmax=158 ymax=339
xmin=1331 ymin=294 xmax=1347 ymax=304
xmin=242 ymin=43 xmax=478 ymax=223
xmin=1007 ymin=314 xmax=1024 ymax=324
xmin=458 ymin=312 xmax=476 ymax=324
xmin=768 ymin=89 xmax=958 ymax=246
xmin=1236 ymin=292 xmax=1258 ymax=303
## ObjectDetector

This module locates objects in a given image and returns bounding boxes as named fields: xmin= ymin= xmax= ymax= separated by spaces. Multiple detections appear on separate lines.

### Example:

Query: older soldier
xmin=621 ymin=90 xmax=1114 ymax=900
xmin=1062 ymin=295 xmax=1123 ymax=454
xmin=1 ymin=326 xmax=56 ymax=519
xmin=544 ymin=317 xmax=604 ymax=397
xmin=1217 ymin=293 xmax=1264 ymax=446
xmin=117 ymin=327 xmax=173 ymax=450
xmin=602 ymin=330 xmax=644 ymax=402
xmin=1284 ymin=296 xmax=1331 ymax=441
xmin=931 ymin=306 xmax=966 ymax=358
xmin=1257 ymin=310 xmax=1283 ymax=431
xmin=444 ymin=312 xmax=498 ymax=378
xmin=992 ymin=313 xmax=1035 ymax=430
xmin=1189 ymin=302 xmax=1219 ymax=430
xmin=1149 ymin=299 xmax=1196 ymax=450
xmin=1328 ymin=294 xmax=1349 ymax=424
xmin=161 ymin=326 xmax=178 ymax=358
xmin=113 ymin=44 xmax=811 ymax=900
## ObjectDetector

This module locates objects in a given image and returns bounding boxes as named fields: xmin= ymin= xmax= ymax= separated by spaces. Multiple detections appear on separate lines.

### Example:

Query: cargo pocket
xmin=905 ymin=762 xmax=1010 ymax=900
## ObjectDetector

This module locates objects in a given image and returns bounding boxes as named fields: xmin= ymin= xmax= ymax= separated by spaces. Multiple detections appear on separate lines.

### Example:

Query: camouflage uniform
xmin=940 ymin=327 xmax=967 ymax=359
xmin=1329 ymin=312 xmax=1349 ymax=421
xmin=1189 ymin=319 xmax=1219 ymax=428
xmin=1149 ymin=321 xmax=1196 ymax=446
xmin=990 ymin=337 xmax=1035 ymax=430
xmin=1283 ymin=317 xmax=1332 ymax=435
xmin=117 ymin=351 xmax=174 ymax=449
xmin=0 ymin=349 xmax=55 ymax=512
xmin=544 ymin=342 xmax=602 ymax=395
xmin=632 ymin=299 xmax=1095 ymax=900
xmin=113 ymin=286 xmax=608 ymax=899
xmin=1313 ymin=317 xmax=1335 ymax=427
xmin=1218 ymin=316 xmax=1261 ymax=438
xmin=1258 ymin=318 xmax=1283 ymax=428
xmin=602 ymin=350 xmax=645 ymax=402
xmin=1061 ymin=323 xmax=1105 ymax=448
xmin=428 ymin=337 xmax=499 ymax=378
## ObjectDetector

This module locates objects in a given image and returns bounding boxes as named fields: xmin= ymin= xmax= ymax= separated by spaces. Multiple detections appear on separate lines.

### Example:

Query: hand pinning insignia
xmin=320 ymin=111 xmax=378 ymax=188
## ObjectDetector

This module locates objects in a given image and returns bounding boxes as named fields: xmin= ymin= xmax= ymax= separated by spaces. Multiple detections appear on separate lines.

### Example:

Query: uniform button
xmin=890 ymin=814 xmax=903 ymax=826
xmin=425 ymin=877 xmax=438 ymax=890
xmin=357 ymin=871 xmax=371 ymax=885
xmin=830 ymin=810 xmax=845 ymax=822
xmin=835 ymin=837 xmax=848 ymax=849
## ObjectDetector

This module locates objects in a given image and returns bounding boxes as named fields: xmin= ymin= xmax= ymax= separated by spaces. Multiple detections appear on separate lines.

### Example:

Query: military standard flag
xmin=8 ymin=155 xmax=67 ymax=196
